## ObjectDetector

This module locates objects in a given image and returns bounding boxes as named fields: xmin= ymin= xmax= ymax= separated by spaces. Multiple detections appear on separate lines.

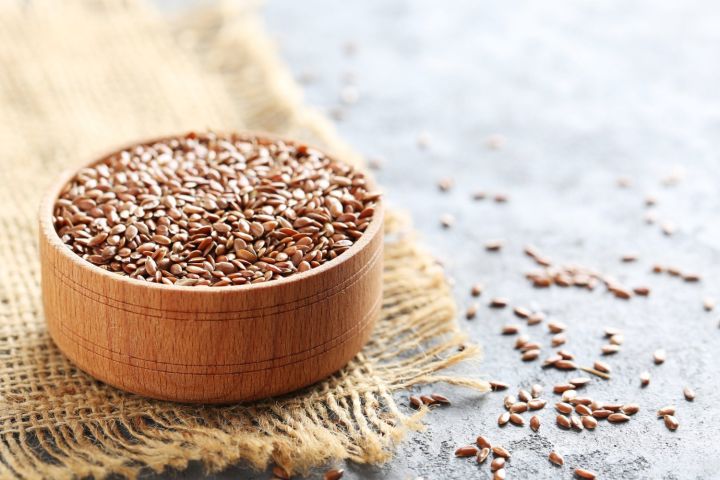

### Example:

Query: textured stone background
xmin=155 ymin=0 xmax=720 ymax=478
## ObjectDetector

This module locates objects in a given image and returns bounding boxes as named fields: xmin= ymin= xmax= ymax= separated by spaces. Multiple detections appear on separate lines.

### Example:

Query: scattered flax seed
xmin=518 ymin=389 xmax=532 ymax=402
xmin=498 ymin=412 xmax=510 ymax=426
xmin=522 ymin=349 xmax=541 ymax=361
xmin=575 ymin=468 xmax=597 ymax=479
xmin=437 ymin=177 xmax=454 ymax=192
xmin=431 ymin=393 xmax=451 ymax=405
xmin=558 ymin=350 xmax=575 ymax=360
xmin=490 ymin=381 xmax=510 ymax=391
xmin=561 ymin=390 xmax=578 ymax=402
xmin=455 ymin=445 xmax=478 ymax=457
xmin=621 ymin=253 xmax=638 ymax=262
xmin=492 ymin=446 xmax=511 ymax=459
xmin=493 ymin=193 xmax=509 ymax=203
xmin=570 ymin=377 xmax=591 ymax=388
xmin=501 ymin=324 xmax=520 ymax=335
xmin=570 ymin=414 xmax=584 ymax=431
xmin=609 ymin=334 xmax=624 ymax=345
xmin=683 ymin=387 xmax=696 ymax=401
xmin=494 ymin=468 xmax=507 ymax=480
xmin=556 ymin=414 xmax=571 ymax=429
xmin=420 ymin=395 xmax=435 ymax=405
xmin=555 ymin=360 xmax=578 ymax=370
xmin=529 ymin=399 xmax=547 ymax=410
xmin=510 ymin=402 xmax=528 ymax=413
xmin=554 ymin=384 xmax=576 ymax=394
xmin=633 ymin=286 xmax=650 ymax=296
xmin=513 ymin=306 xmax=531 ymax=319
xmin=485 ymin=240 xmax=504 ymax=251
xmin=477 ymin=447 xmax=491 ymax=464
xmin=667 ymin=266 xmax=682 ymax=276
xmin=621 ymin=404 xmax=640 ymax=415
xmin=520 ymin=342 xmax=541 ymax=352
xmin=556 ymin=402 xmax=573 ymax=414
xmin=440 ymin=213 xmax=455 ymax=229
xmin=476 ymin=436 xmax=492 ymax=449
xmin=658 ymin=406 xmax=676 ymax=417
xmin=490 ymin=457 xmax=506 ymax=472
xmin=472 ymin=191 xmax=487 ymax=201
xmin=664 ymin=415 xmax=679 ymax=431
xmin=645 ymin=195 xmax=657 ymax=206
xmin=640 ymin=371 xmax=650 ymax=387
xmin=652 ymin=264 xmax=664 ymax=273
xmin=466 ymin=303 xmax=479 ymax=320
xmin=610 ymin=285 xmax=633 ymax=299
xmin=53 ymin=133 xmax=380 ymax=287
xmin=471 ymin=283 xmax=484 ymax=297
xmin=530 ymin=415 xmax=540 ymax=432
xmin=593 ymin=361 xmax=611 ymax=374
xmin=608 ymin=413 xmax=631 ymax=423
xmin=653 ymin=349 xmax=666 ymax=365
xmin=547 ymin=321 xmax=567 ymax=333
xmin=616 ymin=176 xmax=632 ymax=188
xmin=683 ymin=272 xmax=701 ymax=282
xmin=531 ymin=384 xmax=544 ymax=397
xmin=409 ymin=396 xmax=422 ymax=409
xmin=703 ymin=297 xmax=716 ymax=311
xmin=604 ymin=327 xmax=621 ymax=337
xmin=489 ymin=297 xmax=509 ymax=308
xmin=514 ymin=335 xmax=529 ymax=349
xmin=582 ymin=416 xmax=598 ymax=430
xmin=324 ymin=469 xmax=344 ymax=480
xmin=645 ymin=211 xmax=658 ymax=224
xmin=527 ymin=312 xmax=545 ymax=325
xmin=661 ymin=221 xmax=676 ymax=236
xmin=551 ymin=333 xmax=566 ymax=347
xmin=601 ymin=344 xmax=621 ymax=355
xmin=509 ymin=413 xmax=524 ymax=426
xmin=592 ymin=409 xmax=612 ymax=419
xmin=548 ymin=451 xmax=564 ymax=466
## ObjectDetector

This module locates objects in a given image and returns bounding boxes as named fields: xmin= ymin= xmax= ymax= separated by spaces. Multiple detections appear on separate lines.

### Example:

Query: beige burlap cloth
xmin=0 ymin=1 xmax=488 ymax=478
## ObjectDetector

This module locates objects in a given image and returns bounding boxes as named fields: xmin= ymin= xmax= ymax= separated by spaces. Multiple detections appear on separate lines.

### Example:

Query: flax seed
xmin=485 ymin=240 xmax=504 ymax=251
xmin=547 ymin=321 xmax=566 ymax=333
xmin=528 ymin=312 xmax=545 ymax=325
xmin=476 ymin=436 xmax=492 ymax=449
xmin=634 ymin=286 xmax=650 ymax=296
xmin=409 ymin=396 xmax=422 ymax=409
xmin=477 ymin=447 xmax=490 ymax=464
xmin=494 ymin=468 xmax=506 ymax=480
xmin=621 ymin=404 xmax=640 ymax=415
xmin=657 ymin=406 xmax=675 ymax=417
xmin=518 ymin=389 xmax=532 ymax=402
xmin=440 ymin=213 xmax=454 ymax=228
xmin=324 ymin=469 xmax=344 ymax=480
xmin=556 ymin=402 xmax=573 ymax=414
xmin=455 ymin=445 xmax=478 ymax=457
xmin=548 ymin=451 xmax=564 ymax=466
xmin=471 ymin=283 xmax=484 ymax=297
xmin=498 ymin=412 xmax=510 ymax=426
xmin=492 ymin=446 xmax=511 ymax=459
xmin=654 ymin=349 xmax=666 ymax=364
xmin=521 ymin=349 xmax=540 ymax=361
xmin=501 ymin=324 xmax=521 ymax=335
xmin=513 ymin=306 xmax=531 ymax=319
xmin=575 ymin=404 xmax=592 ymax=416
xmin=431 ymin=393 xmax=451 ymax=405
xmin=465 ymin=303 xmax=479 ymax=320
xmin=531 ymin=384 xmax=543 ymax=397
xmin=555 ymin=360 xmax=578 ymax=370
xmin=490 ymin=381 xmax=510 ymax=391
xmin=640 ymin=371 xmax=650 ymax=387
xmin=602 ymin=344 xmax=621 ymax=355
xmin=621 ymin=253 xmax=638 ymax=262
xmin=704 ymin=298 xmax=715 ymax=311
xmin=592 ymin=409 xmax=613 ymax=419
xmin=593 ymin=361 xmax=611 ymax=373
xmin=437 ymin=177 xmax=453 ymax=192
xmin=664 ymin=415 xmax=679 ymax=431
xmin=528 ymin=398 xmax=547 ymax=410
xmin=575 ymin=468 xmax=597 ymax=479
xmin=490 ymin=297 xmax=509 ymax=308
xmin=608 ymin=413 xmax=631 ymax=423
xmin=683 ymin=387 xmax=696 ymax=401
xmin=581 ymin=415 xmax=598 ymax=429
xmin=490 ymin=457 xmax=505 ymax=471
xmin=683 ymin=273 xmax=701 ymax=282
xmin=556 ymin=414 xmax=571 ymax=429
xmin=530 ymin=415 xmax=540 ymax=432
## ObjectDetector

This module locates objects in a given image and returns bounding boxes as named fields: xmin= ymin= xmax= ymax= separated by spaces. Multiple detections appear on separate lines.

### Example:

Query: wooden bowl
xmin=38 ymin=134 xmax=383 ymax=404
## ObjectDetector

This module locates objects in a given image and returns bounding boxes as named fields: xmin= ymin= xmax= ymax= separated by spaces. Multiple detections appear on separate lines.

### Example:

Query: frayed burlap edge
xmin=0 ymin=2 xmax=489 ymax=479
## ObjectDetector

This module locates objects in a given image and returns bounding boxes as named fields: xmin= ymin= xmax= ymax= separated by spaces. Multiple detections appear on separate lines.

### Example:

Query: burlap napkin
xmin=0 ymin=1 xmax=487 ymax=478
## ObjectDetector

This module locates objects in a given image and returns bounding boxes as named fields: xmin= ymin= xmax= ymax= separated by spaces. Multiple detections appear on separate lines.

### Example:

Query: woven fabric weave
xmin=0 ymin=1 xmax=487 ymax=478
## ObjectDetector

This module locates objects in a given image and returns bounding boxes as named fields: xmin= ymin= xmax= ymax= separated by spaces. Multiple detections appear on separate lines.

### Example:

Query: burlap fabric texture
xmin=0 ymin=1 xmax=488 ymax=478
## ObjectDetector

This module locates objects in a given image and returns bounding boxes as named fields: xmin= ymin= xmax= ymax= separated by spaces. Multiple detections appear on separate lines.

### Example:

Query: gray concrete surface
xmin=154 ymin=0 xmax=720 ymax=478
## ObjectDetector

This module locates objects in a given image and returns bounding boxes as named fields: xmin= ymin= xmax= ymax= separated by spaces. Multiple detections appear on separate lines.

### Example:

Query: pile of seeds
xmin=53 ymin=132 xmax=380 ymax=286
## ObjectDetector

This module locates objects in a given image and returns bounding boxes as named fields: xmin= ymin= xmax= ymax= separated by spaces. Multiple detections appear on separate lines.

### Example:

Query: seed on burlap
xmin=654 ymin=349 xmax=666 ymax=364
xmin=502 ymin=324 xmax=520 ymax=335
xmin=621 ymin=404 xmax=640 ymax=415
xmin=602 ymin=344 xmax=620 ymax=355
xmin=492 ymin=446 xmax=511 ymax=459
xmin=490 ymin=457 xmax=505 ymax=471
xmin=608 ymin=413 xmax=631 ymax=423
xmin=471 ymin=283 xmax=484 ymax=297
xmin=514 ymin=306 xmax=531 ymax=319
xmin=490 ymin=381 xmax=510 ymax=391
xmin=477 ymin=447 xmax=491 ymax=464
xmin=466 ymin=303 xmax=479 ymax=320
xmin=548 ymin=451 xmax=564 ymax=466
xmin=518 ymin=388 xmax=532 ymax=402
xmin=657 ymin=406 xmax=675 ymax=417
xmin=409 ymin=396 xmax=423 ymax=409
xmin=575 ymin=468 xmax=597 ymax=479
xmin=556 ymin=414 xmax=571 ymax=429
xmin=476 ymin=436 xmax=492 ymax=449
xmin=683 ymin=387 xmax=695 ymax=401
xmin=485 ymin=240 xmax=504 ymax=251
xmin=324 ymin=468 xmax=344 ymax=480
xmin=640 ymin=371 xmax=650 ymax=387
xmin=493 ymin=468 xmax=506 ymax=480
xmin=664 ymin=415 xmax=679 ymax=431
xmin=582 ymin=415 xmax=598 ymax=429
xmin=490 ymin=297 xmax=509 ymax=308
xmin=530 ymin=415 xmax=541 ymax=432
xmin=431 ymin=393 xmax=451 ymax=405
xmin=455 ymin=445 xmax=478 ymax=457
xmin=547 ymin=321 xmax=566 ymax=333
xmin=498 ymin=412 xmax=510 ymax=426
xmin=54 ymin=133 xmax=379 ymax=286
xmin=273 ymin=466 xmax=290 ymax=479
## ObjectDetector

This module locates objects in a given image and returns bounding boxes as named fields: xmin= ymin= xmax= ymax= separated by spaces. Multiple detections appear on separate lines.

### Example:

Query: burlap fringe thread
xmin=0 ymin=1 xmax=489 ymax=478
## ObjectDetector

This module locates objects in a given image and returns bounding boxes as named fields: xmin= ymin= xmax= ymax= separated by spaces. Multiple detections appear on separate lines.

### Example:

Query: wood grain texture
xmin=39 ymin=134 xmax=383 ymax=403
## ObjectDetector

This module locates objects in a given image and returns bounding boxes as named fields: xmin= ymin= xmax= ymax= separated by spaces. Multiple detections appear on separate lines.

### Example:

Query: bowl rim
xmin=39 ymin=130 xmax=383 ymax=294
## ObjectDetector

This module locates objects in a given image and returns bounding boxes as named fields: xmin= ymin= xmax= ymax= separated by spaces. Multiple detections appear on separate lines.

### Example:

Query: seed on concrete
xmin=465 ymin=303 xmax=479 ymax=320
xmin=455 ymin=445 xmax=478 ymax=457
xmin=518 ymin=389 xmax=532 ymax=403
xmin=528 ymin=399 xmax=547 ymax=410
xmin=490 ymin=297 xmax=509 ymax=308
xmin=471 ymin=283 xmax=484 ymax=297
xmin=477 ymin=447 xmax=490 ymax=464
xmin=513 ymin=306 xmax=531 ymax=319
xmin=654 ymin=349 xmax=666 ymax=364
xmin=575 ymin=468 xmax=597 ymax=479
xmin=476 ymin=436 xmax=492 ymax=449
xmin=556 ymin=414 xmax=571 ymax=429
xmin=492 ymin=446 xmax=511 ymax=459
xmin=582 ymin=415 xmax=598 ymax=429
xmin=522 ymin=349 xmax=541 ymax=361
xmin=493 ymin=468 xmax=506 ymax=480
xmin=601 ymin=344 xmax=621 ymax=355
xmin=592 ymin=409 xmax=613 ymax=419
xmin=549 ymin=451 xmax=564 ymax=466
xmin=530 ymin=415 xmax=541 ymax=432
xmin=555 ymin=360 xmax=578 ymax=370
xmin=485 ymin=240 xmax=504 ymax=251
xmin=657 ymin=406 xmax=676 ymax=417
xmin=704 ymin=297 xmax=715 ymax=311
xmin=556 ymin=402 xmax=574 ymax=414
xmin=510 ymin=402 xmax=528 ymax=413
xmin=664 ymin=415 xmax=679 ymax=431
xmin=509 ymin=413 xmax=525 ymax=426
xmin=490 ymin=381 xmax=510 ymax=391
xmin=633 ymin=286 xmax=651 ymax=296
xmin=498 ymin=412 xmax=510 ymax=426
xmin=551 ymin=333 xmax=567 ymax=347
xmin=531 ymin=384 xmax=544 ymax=397
xmin=553 ymin=384 xmax=576 ymax=394
xmin=593 ymin=361 xmax=611 ymax=373
xmin=608 ymin=413 xmax=631 ymax=423
xmin=548 ymin=321 xmax=567 ymax=333
xmin=683 ymin=387 xmax=696 ymax=401
xmin=570 ymin=377 xmax=591 ymax=388
xmin=640 ymin=371 xmax=650 ymax=387
xmin=621 ymin=403 xmax=640 ymax=415
xmin=490 ymin=457 xmax=505 ymax=471
xmin=502 ymin=324 xmax=521 ymax=335
xmin=575 ymin=404 xmax=592 ymax=416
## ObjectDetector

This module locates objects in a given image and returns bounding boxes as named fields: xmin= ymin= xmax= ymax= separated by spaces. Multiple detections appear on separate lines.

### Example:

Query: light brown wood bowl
xmin=39 ymin=133 xmax=383 ymax=404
